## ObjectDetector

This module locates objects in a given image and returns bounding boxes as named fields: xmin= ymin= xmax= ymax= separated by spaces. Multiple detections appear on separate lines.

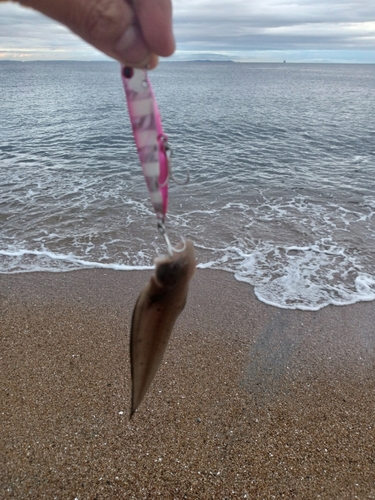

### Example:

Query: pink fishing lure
xmin=121 ymin=66 xmax=169 ymax=222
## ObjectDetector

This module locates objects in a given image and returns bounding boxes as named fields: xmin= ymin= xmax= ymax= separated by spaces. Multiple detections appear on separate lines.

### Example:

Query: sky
xmin=0 ymin=0 xmax=374 ymax=63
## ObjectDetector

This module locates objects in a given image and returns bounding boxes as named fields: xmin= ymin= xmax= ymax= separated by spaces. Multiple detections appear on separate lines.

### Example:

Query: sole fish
xmin=130 ymin=240 xmax=196 ymax=417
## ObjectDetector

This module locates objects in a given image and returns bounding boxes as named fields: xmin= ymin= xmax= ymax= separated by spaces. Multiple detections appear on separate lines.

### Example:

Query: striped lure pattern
xmin=121 ymin=66 xmax=169 ymax=221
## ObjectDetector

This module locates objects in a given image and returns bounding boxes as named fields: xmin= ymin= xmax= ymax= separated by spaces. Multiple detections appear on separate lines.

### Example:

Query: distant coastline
xmin=0 ymin=59 xmax=374 ymax=65
xmin=0 ymin=59 xmax=234 ymax=64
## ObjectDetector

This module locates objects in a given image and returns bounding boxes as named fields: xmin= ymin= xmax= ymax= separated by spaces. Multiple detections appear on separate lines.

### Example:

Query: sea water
xmin=1 ymin=61 xmax=374 ymax=310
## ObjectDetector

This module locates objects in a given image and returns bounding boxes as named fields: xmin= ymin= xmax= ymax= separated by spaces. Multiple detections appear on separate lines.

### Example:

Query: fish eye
xmin=122 ymin=67 xmax=134 ymax=79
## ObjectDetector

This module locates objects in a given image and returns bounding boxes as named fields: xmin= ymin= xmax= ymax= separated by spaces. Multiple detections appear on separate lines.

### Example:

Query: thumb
xmin=133 ymin=0 xmax=175 ymax=57
xmin=17 ymin=0 xmax=159 ymax=67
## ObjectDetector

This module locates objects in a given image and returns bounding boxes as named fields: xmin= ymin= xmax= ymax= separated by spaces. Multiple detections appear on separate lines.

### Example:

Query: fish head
xmin=154 ymin=240 xmax=196 ymax=288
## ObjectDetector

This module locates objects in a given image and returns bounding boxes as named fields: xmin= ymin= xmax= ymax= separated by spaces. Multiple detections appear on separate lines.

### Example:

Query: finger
xmin=133 ymin=0 xmax=175 ymax=57
xmin=148 ymin=53 xmax=159 ymax=70
xmin=17 ymin=0 xmax=153 ymax=67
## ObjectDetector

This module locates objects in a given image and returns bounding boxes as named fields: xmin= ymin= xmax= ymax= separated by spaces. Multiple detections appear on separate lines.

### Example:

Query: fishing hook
xmin=157 ymin=220 xmax=187 ymax=258
xmin=158 ymin=134 xmax=190 ymax=188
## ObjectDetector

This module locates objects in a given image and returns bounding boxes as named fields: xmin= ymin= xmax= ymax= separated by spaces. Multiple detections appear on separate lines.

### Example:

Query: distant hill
xmin=163 ymin=59 xmax=235 ymax=64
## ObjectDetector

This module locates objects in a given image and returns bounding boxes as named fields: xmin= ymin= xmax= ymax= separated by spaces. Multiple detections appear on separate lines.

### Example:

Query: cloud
xmin=173 ymin=0 xmax=375 ymax=52
xmin=0 ymin=1 xmax=374 ymax=62
xmin=0 ymin=3 xmax=103 ymax=60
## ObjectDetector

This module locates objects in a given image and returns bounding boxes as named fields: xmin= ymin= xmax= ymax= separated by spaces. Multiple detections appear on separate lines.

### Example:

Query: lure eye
xmin=122 ymin=67 xmax=134 ymax=79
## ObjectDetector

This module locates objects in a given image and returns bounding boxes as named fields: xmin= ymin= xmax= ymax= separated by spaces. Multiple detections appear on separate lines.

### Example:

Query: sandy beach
xmin=1 ymin=269 xmax=375 ymax=499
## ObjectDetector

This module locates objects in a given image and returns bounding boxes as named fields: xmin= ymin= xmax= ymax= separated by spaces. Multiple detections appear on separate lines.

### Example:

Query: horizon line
xmin=1 ymin=59 xmax=374 ymax=65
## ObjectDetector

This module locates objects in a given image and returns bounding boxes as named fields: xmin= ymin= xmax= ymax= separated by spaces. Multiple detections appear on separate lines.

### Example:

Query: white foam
xmin=1 ymin=156 xmax=375 ymax=310
xmin=195 ymin=237 xmax=375 ymax=311
xmin=0 ymin=248 xmax=152 ymax=273
xmin=354 ymin=274 xmax=375 ymax=300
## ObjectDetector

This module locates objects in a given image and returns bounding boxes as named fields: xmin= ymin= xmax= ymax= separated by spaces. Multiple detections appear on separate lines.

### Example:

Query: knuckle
xmin=84 ymin=0 xmax=127 ymax=41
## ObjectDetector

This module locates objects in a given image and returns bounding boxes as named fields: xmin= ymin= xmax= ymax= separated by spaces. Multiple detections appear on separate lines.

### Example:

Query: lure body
xmin=130 ymin=240 xmax=196 ymax=416
xmin=121 ymin=67 xmax=169 ymax=221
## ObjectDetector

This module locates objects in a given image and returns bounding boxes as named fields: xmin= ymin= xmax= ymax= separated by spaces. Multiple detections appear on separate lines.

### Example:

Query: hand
xmin=16 ymin=0 xmax=175 ymax=69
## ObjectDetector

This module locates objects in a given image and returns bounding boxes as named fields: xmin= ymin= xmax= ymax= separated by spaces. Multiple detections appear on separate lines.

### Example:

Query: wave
xmin=2 ymin=237 xmax=375 ymax=311
xmin=0 ymin=248 xmax=152 ymax=273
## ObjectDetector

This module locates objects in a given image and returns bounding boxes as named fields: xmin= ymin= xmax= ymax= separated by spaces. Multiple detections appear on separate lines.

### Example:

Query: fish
xmin=122 ymin=65 xmax=194 ymax=415
xmin=130 ymin=239 xmax=196 ymax=417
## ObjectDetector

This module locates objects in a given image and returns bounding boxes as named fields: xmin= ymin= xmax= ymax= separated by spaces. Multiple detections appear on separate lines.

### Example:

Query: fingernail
xmin=115 ymin=25 xmax=150 ymax=67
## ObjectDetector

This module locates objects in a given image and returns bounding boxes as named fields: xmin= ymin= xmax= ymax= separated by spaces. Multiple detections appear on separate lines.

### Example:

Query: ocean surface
xmin=1 ymin=61 xmax=375 ymax=310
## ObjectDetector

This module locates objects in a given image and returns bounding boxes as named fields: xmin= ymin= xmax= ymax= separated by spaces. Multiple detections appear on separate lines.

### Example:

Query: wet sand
xmin=1 ymin=269 xmax=375 ymax=499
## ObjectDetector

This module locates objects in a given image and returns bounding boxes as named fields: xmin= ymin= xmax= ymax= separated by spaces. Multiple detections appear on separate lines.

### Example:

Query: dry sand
xmin=1 ymin=269 xmax=375 ymax=499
